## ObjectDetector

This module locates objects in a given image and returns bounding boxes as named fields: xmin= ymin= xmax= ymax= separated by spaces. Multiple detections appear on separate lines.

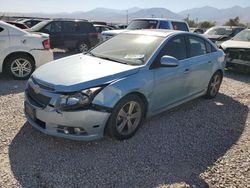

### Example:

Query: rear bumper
xmin=30 ymin=49 xmax=53 ymax=68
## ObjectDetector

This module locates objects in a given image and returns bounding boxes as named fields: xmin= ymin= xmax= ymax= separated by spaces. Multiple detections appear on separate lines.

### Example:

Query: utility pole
xmin=126 ymin=10 xmax=128 ymax=25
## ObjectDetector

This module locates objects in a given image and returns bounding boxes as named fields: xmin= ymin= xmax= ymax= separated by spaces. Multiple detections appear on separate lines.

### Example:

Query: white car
xmin=221 ymin=29 xmax=250 ymax=69
xmin=101 ymin=18 xmax=190 ymax=41
xmin=0 ymin=21 xmax=53 ymax=79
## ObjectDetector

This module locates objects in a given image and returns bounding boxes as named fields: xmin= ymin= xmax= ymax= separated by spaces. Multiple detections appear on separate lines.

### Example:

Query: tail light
xmin=42 ymin=39 xmax=50 ymax=50
xmin=97 ymin=33 xmax=101 ymax=40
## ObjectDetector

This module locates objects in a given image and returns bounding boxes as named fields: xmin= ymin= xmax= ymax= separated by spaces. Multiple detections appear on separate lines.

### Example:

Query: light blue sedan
xmin=24 ymin=30 xmax=225 ymax=141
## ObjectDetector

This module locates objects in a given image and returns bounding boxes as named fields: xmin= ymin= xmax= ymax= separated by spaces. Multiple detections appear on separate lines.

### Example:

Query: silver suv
xmin=101 ymin=18 xmax=189 ymax=40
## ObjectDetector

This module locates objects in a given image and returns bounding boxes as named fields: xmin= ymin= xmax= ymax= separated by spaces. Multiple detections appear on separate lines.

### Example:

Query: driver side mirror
xmin=160 ymin=55 xmax=179 ymax=67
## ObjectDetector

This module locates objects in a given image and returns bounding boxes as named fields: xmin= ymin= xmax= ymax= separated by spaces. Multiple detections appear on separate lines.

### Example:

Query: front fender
xmin=92 ymin=68 xmax=154 ymax=109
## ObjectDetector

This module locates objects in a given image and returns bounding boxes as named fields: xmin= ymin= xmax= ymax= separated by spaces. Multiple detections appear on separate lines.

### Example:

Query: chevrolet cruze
xmin=24 ymin=30 xmax=225 ymax=141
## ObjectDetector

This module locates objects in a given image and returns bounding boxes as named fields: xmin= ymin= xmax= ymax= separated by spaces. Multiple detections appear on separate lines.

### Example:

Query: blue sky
xmin=0 ymin=0 xmax=250 ymax=13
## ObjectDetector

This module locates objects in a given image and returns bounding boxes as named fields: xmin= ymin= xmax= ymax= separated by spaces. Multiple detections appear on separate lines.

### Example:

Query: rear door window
xmin=160 ymin=36 xmax=187 ymax=60
xmin=0 ymin=27 xmax=4 ymax=32
xmin=188 ymin=36 xmax=207 ymax=57
xmin=171 ymin=22 xmax=189 ymax=31
xmin=63 ymin=22 xmax=77 ymax=33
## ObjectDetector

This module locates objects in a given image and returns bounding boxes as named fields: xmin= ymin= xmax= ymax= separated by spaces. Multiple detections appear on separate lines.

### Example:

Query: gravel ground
xmin=0 ymin=69 xmax=249 ymax=188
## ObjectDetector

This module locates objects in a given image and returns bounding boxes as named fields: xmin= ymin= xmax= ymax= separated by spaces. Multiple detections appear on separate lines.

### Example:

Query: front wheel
xmin=106 ymin=95 xmax=145 ymax=140
xmin=205 ymin=71 xmax=223 ymax=99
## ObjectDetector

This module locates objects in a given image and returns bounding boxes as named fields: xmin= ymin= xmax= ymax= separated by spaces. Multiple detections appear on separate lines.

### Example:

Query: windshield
xmin=233 ymin=30 xmax=250 ymax=42
xmin=205 ymin=27 xmax=233 ymax=36
xmin=126 ymin=20 xmax=158 ymax=30
xmin=89 ymin=34 xmax=164 ymax=65
xmin=28 ymin=20 xmax=51 ymax=31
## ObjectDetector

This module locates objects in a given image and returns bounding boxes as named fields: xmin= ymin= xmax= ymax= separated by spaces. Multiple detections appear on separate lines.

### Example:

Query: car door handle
xmin=184 ymin=69 xmax=190 ymax=74
xmin=208 ymin=61 xmax=212 ymax=64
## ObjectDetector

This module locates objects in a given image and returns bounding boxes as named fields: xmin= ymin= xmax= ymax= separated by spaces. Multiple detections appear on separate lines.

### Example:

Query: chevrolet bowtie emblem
xmin=33 ymin=85 xmax=41 ymax=94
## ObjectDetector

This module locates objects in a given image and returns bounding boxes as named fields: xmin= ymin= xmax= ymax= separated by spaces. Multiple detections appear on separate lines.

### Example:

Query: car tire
xmin=205 ymin=71 xmax=223 ymax=99
xmin=106 ymin=94 xmax=145 ymax=140
xmin=77 ymin=41 xmax=89 ymax=53
xmin=5 ymin=54 xmax=35 ymax=80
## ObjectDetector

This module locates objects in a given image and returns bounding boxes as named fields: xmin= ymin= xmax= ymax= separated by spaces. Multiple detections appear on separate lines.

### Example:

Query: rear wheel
xmin=205 ymin=71 xmax=223 ymax=99
xmin=106 ymin=95 xmax=145 ymax=140
xmin=77 ymin=41 xmax=89 ymax=53
xmin=5 ymin=54 xmax=35 ymax=80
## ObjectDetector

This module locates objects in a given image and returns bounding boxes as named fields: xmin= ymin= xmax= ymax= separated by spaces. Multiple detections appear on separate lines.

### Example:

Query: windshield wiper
xmin=98 ymin=56 xmax=128 ymax=64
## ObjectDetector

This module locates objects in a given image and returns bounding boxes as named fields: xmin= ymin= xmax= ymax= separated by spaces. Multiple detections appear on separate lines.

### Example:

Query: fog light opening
xmin=57 ymin=126 xmax=87 ymax=136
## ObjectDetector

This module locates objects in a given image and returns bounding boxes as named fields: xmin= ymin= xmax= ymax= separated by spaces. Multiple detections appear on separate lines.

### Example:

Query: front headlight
xmin=58 ymin=87 xmax=102 ymax=111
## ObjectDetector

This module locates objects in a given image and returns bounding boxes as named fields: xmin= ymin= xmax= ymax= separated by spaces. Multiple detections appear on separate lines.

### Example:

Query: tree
xmin=224 ymin=17 xmax=245 ymax=27
xmin=199 ymin=21 xmax=216 ymax=29
xmin=183 ymin=16 xmax=198 ymax=28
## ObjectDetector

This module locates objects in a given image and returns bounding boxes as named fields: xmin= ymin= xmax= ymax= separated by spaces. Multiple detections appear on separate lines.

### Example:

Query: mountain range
xmin=1 ymin=6 xmax=250 ymax=24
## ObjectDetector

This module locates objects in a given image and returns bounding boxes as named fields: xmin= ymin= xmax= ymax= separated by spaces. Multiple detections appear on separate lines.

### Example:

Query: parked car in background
xmin=6 ymin=21 xmax=29 ymax=29
xmin=94 ymin=24 xmax=113 ymax=39
xmin=18 ymin=19 xmax=44 ymax=28
xmin=203 ymin=26 xmax=245 ymax=46
xmin=0 ymin=21 xmax=53 ymax=79
xmin=91 ymin=21 xmax=107 ymax=25
xmin=27 ymin=19 xmax=99 ymax=52
xmin=117 ymin=24 xmax=127 ymax=29
xmin=101 ymin=18 xmax=190 ymax=40
xmin=190 ymin=28 xmax=205 ymax=34
xmin=24 ymin=30 xmax=224 ymax=141
xmin=221 ymin=29 xmax=250 ymax=69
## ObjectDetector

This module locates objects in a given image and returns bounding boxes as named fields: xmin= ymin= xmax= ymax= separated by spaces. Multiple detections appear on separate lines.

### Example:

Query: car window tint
xmin=43 ymin=22 xmax=62 ymax=33
xmin=188 ymin=36 xmax=207 ymax=57
xmin=171 ymin=22 xmax=188 ymax=31
xmin=64 ymin=22 xmax=77 ymax=33
xmin=205 ymin=41 xmax=212 ymax=53
xmin=80 ymin=22 xmax=96 ymax=33
xmin=159 ymin=21 xmax=170 ymax=29
xmin=163 ymin=36 xmax=187 ymax=60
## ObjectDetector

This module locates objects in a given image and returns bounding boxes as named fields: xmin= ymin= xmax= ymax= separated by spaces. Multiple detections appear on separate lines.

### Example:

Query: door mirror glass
xmin=160 ymin=55 xmax=179 ymax=67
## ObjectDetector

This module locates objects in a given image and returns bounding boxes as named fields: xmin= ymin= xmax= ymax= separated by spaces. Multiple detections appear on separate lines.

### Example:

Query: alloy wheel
xmin=79 ymin=43 xmax=89 ymax=53
xmin=209 ymin=74 xmax=221 ymax=96
xmin=10 ymin=58 xmax=32 ymax=78
xmin=115 ymin=101 xmax=142 ymax=136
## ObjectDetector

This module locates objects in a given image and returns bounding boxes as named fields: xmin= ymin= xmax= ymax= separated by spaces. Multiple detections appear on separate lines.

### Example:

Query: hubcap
xmin=79 ymin=43 xmax=88 ymax=52
xmin=11 ymin=58 xmax=32 ymax=78
xmin=116 ymin=101 xmax=142 ymax=135
xmin=210 ymin=74 xmax=221 ymax=96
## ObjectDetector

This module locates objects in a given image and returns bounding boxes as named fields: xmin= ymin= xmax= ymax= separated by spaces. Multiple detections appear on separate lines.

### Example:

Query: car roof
xmin=94 ymin=24 xmax=110 ymax=27
xmin=121 ymin=29 xmax=185 ymax=37
xmin=132 ymin=18 xmax=187 ymax=22
xmin=210 ymin=26 xmax=245 ymax=29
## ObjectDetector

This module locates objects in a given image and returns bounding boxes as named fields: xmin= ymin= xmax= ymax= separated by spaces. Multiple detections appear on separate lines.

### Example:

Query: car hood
xmin=221 ymin=40 xmax=250 ymax=50
xmin=32 ymin=54 xmax=140 ymax=92
xmin=102 ymin=29 xmax=128 ymax=36
xmin=203 ymin=34 xmax=226 ymax=40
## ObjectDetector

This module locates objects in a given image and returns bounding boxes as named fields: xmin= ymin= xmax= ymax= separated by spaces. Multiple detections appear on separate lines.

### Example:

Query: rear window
xmin=171 ymin=22 xmax=189 ymax=31
xmin=159 ymin=21 xmax=171 ymax=29
xmin=127 ymin=20 xmax=158 ymax=30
